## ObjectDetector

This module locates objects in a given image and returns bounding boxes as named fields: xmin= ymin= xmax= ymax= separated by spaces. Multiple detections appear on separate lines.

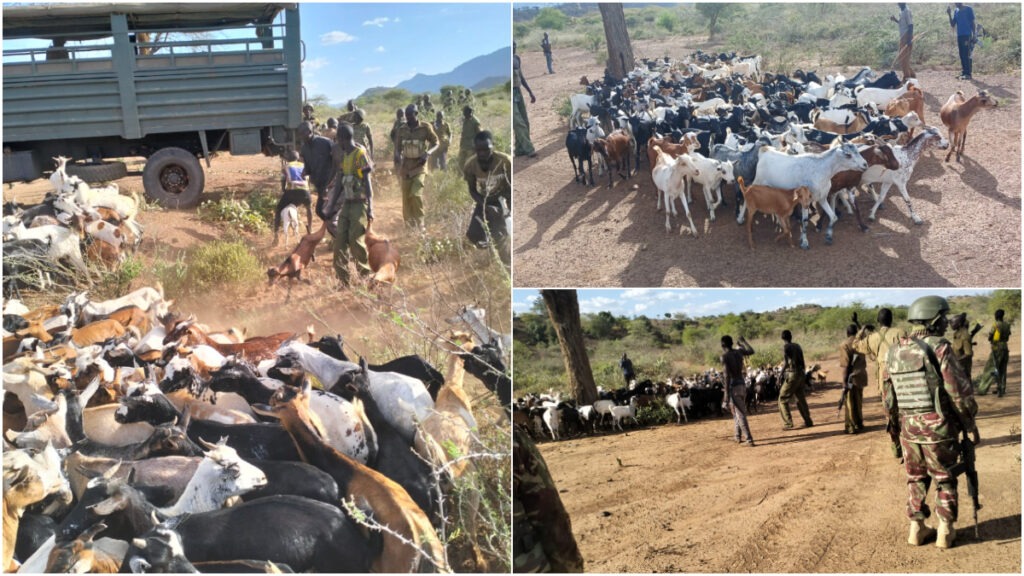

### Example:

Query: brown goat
xmin=267 ymin=222 xmax=327 ymax=285
xmin=45 ymin=522 xmax=125 ymax=573
xmin=940 ymin=89 xmax=998 ymax=162
xmin=592 ymin=129 xmax=633 ymax=188
xmin=828 ymin=143 xmax=901 ymax=232
xmin=646 ymin=134 xmax=696 ymax=176
xmin=71 ymin=319 xmax=127 ymax=347
xmin=813 ymin=111 xmax=870 ymax=135
xmin=885 ymin=86 xmax=925 ymax=135
xmin=364 ymin=221 xmax=400 ymax=286
xmin=737 ymin=176 xmax=813 ymax=249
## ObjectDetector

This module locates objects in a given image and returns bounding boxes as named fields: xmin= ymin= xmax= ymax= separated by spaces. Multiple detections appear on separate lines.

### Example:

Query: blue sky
xmin=513 ymin=289 xmax=996 ymax=318
xmin=300 ymin=3 xmax=511 ymax=103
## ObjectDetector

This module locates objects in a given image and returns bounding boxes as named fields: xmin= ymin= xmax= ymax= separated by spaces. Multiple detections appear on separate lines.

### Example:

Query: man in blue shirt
xmin=947 ymin=3 xmax=976 ymax=80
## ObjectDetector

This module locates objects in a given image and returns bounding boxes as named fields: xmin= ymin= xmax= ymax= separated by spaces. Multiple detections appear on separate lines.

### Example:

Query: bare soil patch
xmin=512 ymin=41 xmax=1021 ymax=287
xmin=537 ymin=335 xmax=1021 ymax=573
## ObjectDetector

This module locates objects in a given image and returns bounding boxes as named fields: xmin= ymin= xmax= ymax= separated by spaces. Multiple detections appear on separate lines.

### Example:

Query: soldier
xmin=395 ymin=103 xmax=439 ymax=230
xmin=297 ymin=120 xmax=335 ymax=222
xmin=458 ymin=105 xmax=482 ymax=174
xmin=322 ymin=117 xmax=338 ymax=142
xmin=433 ymin=110 xmax=452 ymax=171
xmin=463 ymin=130 xmax=511 ymax=265
xmin=326 ymin=123 xmax=373 ymax=285
xmin=983 ymin=309 xmax=1012 ymax=397
xmin=855 ymin=308 xmax=907 ymax=457
xmin=779 ymin=330 xmax=813 ymax=430
xmin=949 ymin=313 xmax=977 ymax=383
xmin=839 ymin=324 xmax=868 ymax=434
xmin=513 ymin=41 xmax=538 ymax=158
xmin=513 ymin=428 xmax=585 ymax=573
xmin=389 ymin=108 xmax=406 ymax=167
xmin=721 ymin=335 xmax=756 ymax=446
xmin=883 ymin=295 xmax=979 ymax=548
xmin=351 ymin=109 xmax=374 ymax=160
xmin=338 ymin=99 xmax=357 ymax=124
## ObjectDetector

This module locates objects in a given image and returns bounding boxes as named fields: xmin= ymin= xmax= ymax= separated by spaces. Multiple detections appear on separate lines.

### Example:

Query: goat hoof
xmin=859 ymin=225 xmax=869 ymax=233
xmin=825 ymin=235 xmax=834 ymax=245
xmin=800 ymin=242 xmax=810 ymax=250
xmin=912 ymin=218 xmax=924 ymax=226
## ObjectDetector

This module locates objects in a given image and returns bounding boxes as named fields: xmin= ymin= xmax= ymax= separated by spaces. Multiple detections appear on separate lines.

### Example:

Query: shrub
xmin=197 ymin=196 xmax=269 ymax=233
xmin=656 ymin=12 xmax=677 ymax=33
xmin=636 ymin=403 xmax=674 ymax=426
xmin=187 ymin=241 xmax=262 ymax=292
xmin=97 ymin=255 xmax=143 ymax=298
xmin=534 ymin=7 xmax=567 ymax=31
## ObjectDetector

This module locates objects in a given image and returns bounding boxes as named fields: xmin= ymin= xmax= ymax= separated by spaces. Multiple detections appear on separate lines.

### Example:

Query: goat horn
xmin=103 ymin=460 xmax=123 ymax=480
xmin=197 ymin=436 xmax=217 ymax=451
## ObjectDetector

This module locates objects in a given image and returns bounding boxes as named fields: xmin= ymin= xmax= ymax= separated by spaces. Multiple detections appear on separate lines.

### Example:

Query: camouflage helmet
xmin=353 ymin=108 xmax=365 ymax=122
xmin=907 ymin=295 xmax=951 ymax=324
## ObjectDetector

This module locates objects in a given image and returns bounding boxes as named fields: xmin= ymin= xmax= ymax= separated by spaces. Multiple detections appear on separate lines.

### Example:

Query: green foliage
xmin=534 ymin=7 xmax=568 ymax=31
xmin=197 ymin=196 xmax=270 ymax=233
xmin=245 ymin=189 xmax=280 ymax=225
xmin=656 ymin=11 xmax=677 ymax=33
xmin=695 ymin=3 xmax=740 ymax=39
xmin=186 ymin=241 xmax=262 ymax=293
xmin=96 ymin=255 xmax=143 ymax=298
xmin=514 ymin=21 xmax=533 ymax=41
xmin=636 ymin=403 xmax=674 ymax=427
xmin=556 ymin=95 xmax=572 ymax=119
xmin=987 ymin=290 xmax=1021 ymax=321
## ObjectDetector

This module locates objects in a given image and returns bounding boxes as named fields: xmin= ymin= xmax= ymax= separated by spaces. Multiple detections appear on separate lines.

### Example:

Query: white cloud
xmin=700 ymin=300 xmax=731 ymax=312
xmin=621 ymin=289 xmax=652 ymax=299
xmin=783 ymin=290 xmax=797 ymax=297
xmin=836 ymin=291 xmax=875 ymax=305
xmin=321 ymin=31 xmax=356 ymax=45
xmin=579 ymin=297 xmax=618 ymax=314
xmin=634 ymin=303 xmax=649 ymax=313
xmin=302 ymin=57 xmax=329 ymax=71
xmin=393 ymin=17 xmax=401 ymax=23
xmin=362 ymin=66 xmax=382 ymax=74
xmin=362 ymin=17 xmax=392 ymax=27
xmin=375 ymin=45 xmax=386 ymax=53
xmin=526 ymin=294 xmax=540 ymax=302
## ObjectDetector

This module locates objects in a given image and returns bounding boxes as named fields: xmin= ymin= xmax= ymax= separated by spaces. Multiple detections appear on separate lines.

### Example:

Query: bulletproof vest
xmin=353 ymin=123 xmax=370 ymax=147
xmin=887 ymin=337 xmax=942 ymax=415
xmin=285 ymin=162 xmax=308 ymax=189
xmin=400 ymin=127 xmax=427 ymax=159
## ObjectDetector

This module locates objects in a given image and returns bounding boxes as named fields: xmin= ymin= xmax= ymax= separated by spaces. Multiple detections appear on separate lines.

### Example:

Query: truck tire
xmin=65 ymin=161 xmax=127 ymax=183
xmin=143 ymin=147 xmax=205 ymax=209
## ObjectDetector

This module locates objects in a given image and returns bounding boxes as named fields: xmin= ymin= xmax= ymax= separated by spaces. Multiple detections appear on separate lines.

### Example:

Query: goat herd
xmin=563 ymin=51 xmax=997 ymax=249
xmin=2 ymin=286 xmax=512 ymax=572
xmin=514 ymin=364 xmax=827 ymax=442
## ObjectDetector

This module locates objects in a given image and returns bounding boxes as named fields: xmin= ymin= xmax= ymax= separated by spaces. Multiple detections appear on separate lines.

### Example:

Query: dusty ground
xmin=513 ymin=40 xmax=1021 ymax=287
xmin=536 ymin=333 xmax=1021 ymax=573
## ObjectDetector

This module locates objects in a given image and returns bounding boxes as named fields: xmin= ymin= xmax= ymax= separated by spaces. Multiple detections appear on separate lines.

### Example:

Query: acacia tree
xmin=695 ymin=3 xmax=738 ymax=40
xmin=541 ymin=290 xmax=598 ymax=405
xmin=598 ymin=3 xmax=634 ymax=81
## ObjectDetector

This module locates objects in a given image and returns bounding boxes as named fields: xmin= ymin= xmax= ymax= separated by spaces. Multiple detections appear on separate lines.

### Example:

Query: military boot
xmin=908 ymin=519 xmax=936 ymax=546
xmin=936 ymin=519 xmax=956 ymax=548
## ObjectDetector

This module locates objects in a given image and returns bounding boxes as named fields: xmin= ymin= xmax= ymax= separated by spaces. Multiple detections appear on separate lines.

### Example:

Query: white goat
xmin=666 ymin=392 xmax=691 ymax=423
xmin=855 ymin=78 xmax=920 ymax=109
xmin=569 ymin=93 xmax=596 ymax=128
xmin=686 ymin=153 xmax=735 ymax=222
xmin=610 ymin=403 xmax=638 ymax=431
xmin=651 ymin=145 xmax=702 ymax=236
xmin=863 ymin=127 xmax=949 ymax=224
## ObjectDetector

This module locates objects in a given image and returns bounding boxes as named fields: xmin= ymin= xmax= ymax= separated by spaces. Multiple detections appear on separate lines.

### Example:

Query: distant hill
xmin=357 ymin=47 xmax=510 ymax=99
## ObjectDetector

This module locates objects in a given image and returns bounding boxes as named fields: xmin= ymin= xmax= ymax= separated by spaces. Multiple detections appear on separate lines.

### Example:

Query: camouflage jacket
xmin=513 ymin=429 xmax=584 ymax=573
xmin=882 ymin=329 xmax=978 ymax=444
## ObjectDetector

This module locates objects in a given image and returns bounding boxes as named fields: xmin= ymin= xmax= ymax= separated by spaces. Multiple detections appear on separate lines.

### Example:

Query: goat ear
xmin=299 ymin=378 xmax=312 ymax=398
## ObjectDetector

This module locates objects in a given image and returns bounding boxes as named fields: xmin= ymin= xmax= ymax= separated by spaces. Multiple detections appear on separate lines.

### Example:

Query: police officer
xmin=433 ymin=110 xmax=452 ymax=171
xmin=351 ymin=109 xmax=374 ymax=160
xmin=338 ymin=99 xmax=357 ymax=124
xmin=949 ymin=313 xmax=976 ymax=382
xmin=395 ymin=104 xmax=439 ymax=230
xmin=839 ymin=324 xmax=868 ymax=434
xmin=855 ymin=308 xmax=907 ymax=457
xmin=779 ymin=330 xmax=813 ymax=430
xmin=327 ymin=123 xmax=373 ymax=285
xmin=513 ymin=428 xmax=585 ymax=573
xmin=458 ymin=105 xmax=482 ymax=174
xmin=389 ymin=107 xmax=406 ymax=167
xmin=463 ymin=131 xmax=510 ymax=265
xmin=883 ymin=295 xmax=979 ymax=549
xmin=297 ymin=120 xmax=335 ymax=221
xmin=987 ymin=309 xmax=1011 ymax=397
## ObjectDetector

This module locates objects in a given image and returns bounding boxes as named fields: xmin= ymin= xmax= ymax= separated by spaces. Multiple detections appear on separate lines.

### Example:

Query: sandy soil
xmin=512 ymin=40 xmax=1021 ymax=287
xmin=536 ymin=333 xmax=1021 ymax=573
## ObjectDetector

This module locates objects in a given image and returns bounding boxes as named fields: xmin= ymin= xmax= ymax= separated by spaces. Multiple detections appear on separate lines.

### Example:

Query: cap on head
xmin=907 ymin=295 xmax=950 ymax=324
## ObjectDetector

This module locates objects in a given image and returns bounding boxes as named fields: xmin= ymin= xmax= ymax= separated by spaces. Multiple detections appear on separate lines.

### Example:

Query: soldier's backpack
xmin=886 ymin=337 xmax=943 ymax=414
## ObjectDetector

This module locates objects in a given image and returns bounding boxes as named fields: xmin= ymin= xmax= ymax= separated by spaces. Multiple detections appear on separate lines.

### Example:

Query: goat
xmin=3 ymin=444 xmax=73 ymax=572
xmin=610 ymin=403 xmax=639 ymax=431
xmin=940 ymin=89 xmax=998 ymax=162
xmin=812 ymin=109 xmax=870 ymax=135
xmin=827 ymin=142 xmax=901 ymax=231
xmin=737 ymin=176 xmax=813 ymax=249
xmin=885 ymin=86 xmax=926 ymax=134
xmin=273 ymin=189 xmax=313 ymax=245
xmin=855 ymin=78 xmax=919 ymax=109
xmin=278 ymin=204 xmax=301 ymax=245
xmin=566 ymin=127 xmax=596 ymax=186
xmin=592 ymin=129 xmax=633 ymax=188
xmin=651 ymin=145 xmax=701 ymax=236
xmin=365 ymin=221 xmax=400 ymax=286
xmin=568 ymin=93 xmax=596 ymax=128
xmin=863 ymin=127 xmax=950 ymax=223
xmin=44 ymin=523 xmax=127 ymax=574
xmin=665 ymin=392 xmax=691 ymax=423
xmin=3 ymin=222 xmax=89 ymax=277
xmin=76 ymin=286 xmax=170 ymax=324
xmin=686 ymin=152 xmax=735 ymax=222
xmin=267 ymin=222 xmax=327 ymax=287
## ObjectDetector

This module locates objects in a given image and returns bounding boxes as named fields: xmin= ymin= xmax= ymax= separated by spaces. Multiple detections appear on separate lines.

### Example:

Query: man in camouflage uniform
xmin=463 ymin=130 xmax=511 ymax=265
xmin=351 ymin=109 xmax=374 ymax=160
xmin=432 ymin=110 xmax=452 ymax=171
xmin=395 ymin=103 xmax=439 ymax=230
xmin=977 ymin=308 xmax=1012 ymax=396
xmin=778 ymin=330 xmax=813 ymax=430
xmin=458 ymin=105 xmax=482 ymax=174
xmin=513 ymin=428 xmax=584 ymax=573
xmin=882 ymin=295 xmax=980 ymax=549
xmin=389 ymin=108 xmax=406 ymax=167
xmin=949 ymin=313 xmax=977 ymax=383
xmin=338 ymin=99 xmax=357 ymax=124
xmin=855 ymin=308 xmax=907 ymax=457
xmin=839 ymin=324 xmax=868 ymax=434
xmin=326 ymin=123 xmax=373 ymax=285
xmin=513 ymin=41 xmax=538 ymax=158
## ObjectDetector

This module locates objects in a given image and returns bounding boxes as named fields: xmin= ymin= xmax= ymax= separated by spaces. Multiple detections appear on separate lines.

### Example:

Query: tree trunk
xmin=541 ymin=290 xmax=598 ymax=405
xmin=599 ymin=3 xmax=634 ymax=82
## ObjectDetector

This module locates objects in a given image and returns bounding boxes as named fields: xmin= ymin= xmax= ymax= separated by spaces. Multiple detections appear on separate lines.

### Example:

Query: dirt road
xmin=537 ymin=336 xmax=1021 ymax=573
xmin=512 ymin=41 xmax=1021 ymax=287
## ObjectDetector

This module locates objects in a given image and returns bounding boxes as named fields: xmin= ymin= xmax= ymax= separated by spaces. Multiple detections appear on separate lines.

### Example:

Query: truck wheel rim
xmin=160 ymin=165 xmax=188 ymax=195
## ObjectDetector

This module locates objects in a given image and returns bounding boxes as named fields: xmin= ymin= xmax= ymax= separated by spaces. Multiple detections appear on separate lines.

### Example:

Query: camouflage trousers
xmin=778 ymin=371 xmax=812 ymax=428
xmin=901 ymin=437 xmax=960 ymax=522
xmin=513 ymin=88 xmax=535 ymax=157
xmin=400 ymin=173 xmax=427 ymax=229
xmin=728 ymin=383 xmax=753 ymax=442
xmin=976 ymin=346 xmax=1008 ymax=396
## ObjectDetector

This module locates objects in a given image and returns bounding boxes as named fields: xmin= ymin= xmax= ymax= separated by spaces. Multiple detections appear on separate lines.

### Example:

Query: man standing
xmin=949 ymin=313 xmax=978 ymax=383
xmin=779 ymin=330 xmax=813 ymax=430
xmin=297 ymin=121 xmax=335 ymax=222
xmin=458 ymin=105 xmax=482 ymax=174
xmin=883 ymin=295 xmax=979 ymax=549
xmin=721 ymin=335 xmax=756 ymax=446
xmin=395 ymin=104 xmax=439 ymax=230
xmin=513 ymin=41 xmax=538 ymax=158
xmin=541 ymin=32 xmax=554 ymax=74
xmin=984 ymin=309 xmax=1011 ymax=397
xmin=463 ymin=131 xmax=511 ymax=265
xmin=351 ymin=109 xmax=374 ymax=160
xmin=839 ymin=324 xmax=868 ymax=434
xmin=389 ymin=107 xmax=406 ymax=167
xmin=947 ymin=3 xmax=976 ymax=80
xmin=619 ymin=353 xmax=635 ymax=387
xmin=326 ymin=124 xmax=373 ymax=285
xmin=855 ymin=308 xmax=907 ymax=458
xmin=338 ymin=99 xmax=357 ymax=124
xmin=433 ymin=111 xmax=452 ymax=171
xmin=890 ymin=4 xmax=915 ymax=80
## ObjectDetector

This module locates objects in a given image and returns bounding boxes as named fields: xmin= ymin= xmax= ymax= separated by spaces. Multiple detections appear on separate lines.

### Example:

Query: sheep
xmin=736 ymin=176 xmax=813 ymax=249
xmin=651 ymin=145 xmax=702 ymax=236
xmin=267 ymin=222 xmax=327 ymax=286
xmin=939 ymin=89 xmax=998 ymax=163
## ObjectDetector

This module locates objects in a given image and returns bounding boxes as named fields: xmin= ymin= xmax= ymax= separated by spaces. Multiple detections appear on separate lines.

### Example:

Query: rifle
xmin=948 ymin=431 xmax=982 ymax=538
xmin=969 ymin=322 xmax=983 ymax=340
xmin=835 ymin=354 xmax=859 ymax=418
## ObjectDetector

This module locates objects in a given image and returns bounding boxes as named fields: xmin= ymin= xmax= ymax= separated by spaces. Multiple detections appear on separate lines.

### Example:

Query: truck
xmin=2 ymin=3 xmax=303 ymax=208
